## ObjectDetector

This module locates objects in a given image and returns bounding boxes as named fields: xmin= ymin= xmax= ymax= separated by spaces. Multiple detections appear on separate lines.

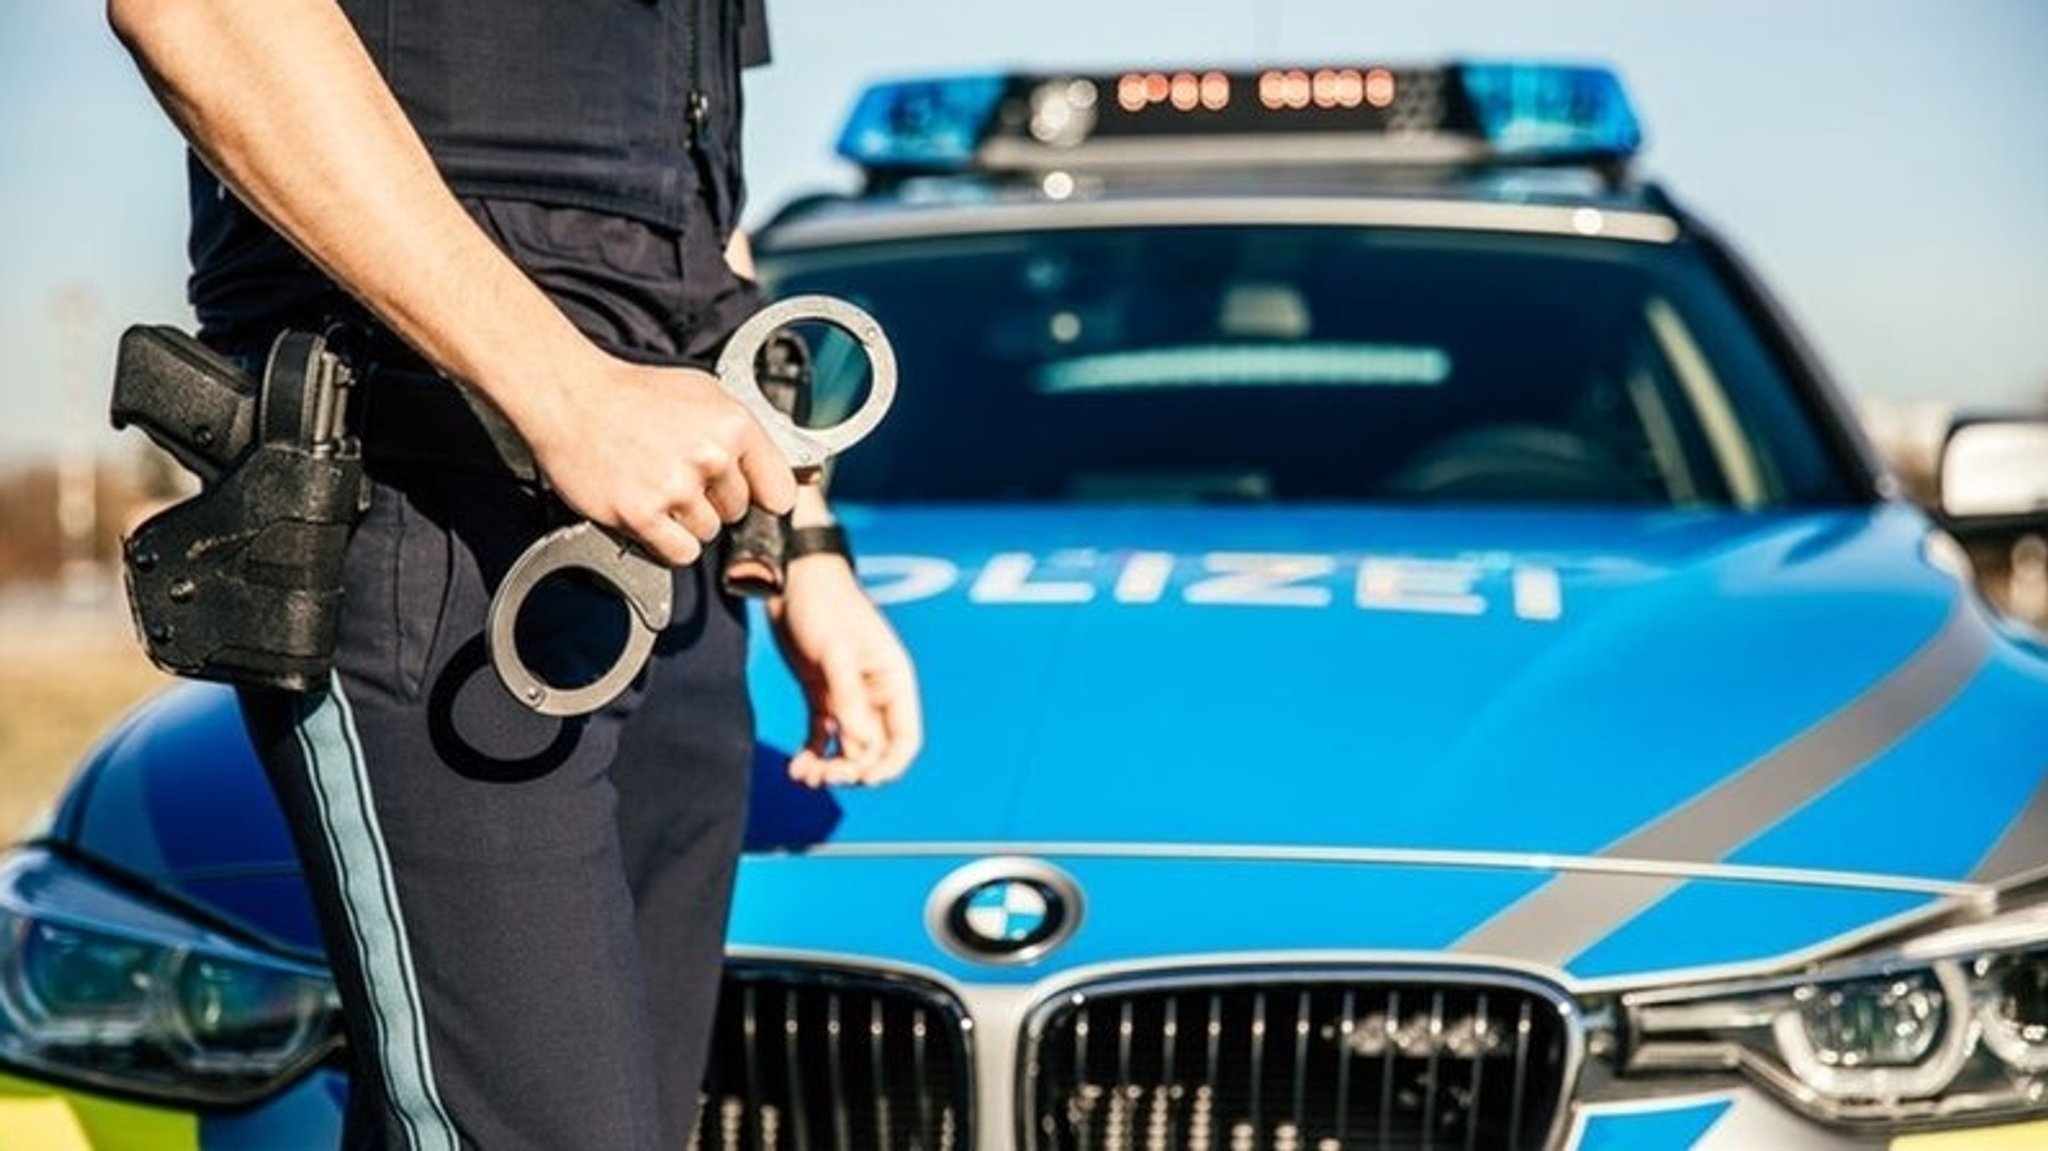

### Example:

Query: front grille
xmin=692 ymin=962 xmax=973 ymax=1151
xmin=1026 ymin=973 xmax=1575 ymax=1151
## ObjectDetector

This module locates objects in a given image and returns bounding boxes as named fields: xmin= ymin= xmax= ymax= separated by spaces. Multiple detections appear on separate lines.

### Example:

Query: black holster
xmin=112 ymin=328 xmax=371 ymax=692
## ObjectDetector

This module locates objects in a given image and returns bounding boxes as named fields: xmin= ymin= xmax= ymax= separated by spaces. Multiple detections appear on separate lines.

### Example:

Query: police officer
xmin=107 ymin=1 xmax=922 ymax=1148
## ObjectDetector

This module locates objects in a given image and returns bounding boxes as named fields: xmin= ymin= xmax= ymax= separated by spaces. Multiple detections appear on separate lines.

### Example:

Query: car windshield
xmin=763 ymin=223 xmax=1853 ymax=507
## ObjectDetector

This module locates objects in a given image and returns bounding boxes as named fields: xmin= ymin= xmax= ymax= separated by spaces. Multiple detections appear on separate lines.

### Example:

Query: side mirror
xmin=1938 ymin=418 xmax=2048 ymax=528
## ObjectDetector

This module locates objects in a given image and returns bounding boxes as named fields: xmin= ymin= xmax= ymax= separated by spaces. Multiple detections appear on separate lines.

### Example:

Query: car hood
xmin=733 ymin=503 xmax=2048 ymax=978
xmin=750 ymin=503 xmax=2031 ymax=861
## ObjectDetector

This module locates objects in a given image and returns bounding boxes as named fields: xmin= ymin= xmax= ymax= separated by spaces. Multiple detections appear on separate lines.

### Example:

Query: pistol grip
xmin=110 ymin=325 xmax=258 ymax=484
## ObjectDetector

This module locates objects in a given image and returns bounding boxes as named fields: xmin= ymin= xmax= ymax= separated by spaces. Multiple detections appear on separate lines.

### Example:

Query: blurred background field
xmin=0 ymin=587 xmax=166 ymax=844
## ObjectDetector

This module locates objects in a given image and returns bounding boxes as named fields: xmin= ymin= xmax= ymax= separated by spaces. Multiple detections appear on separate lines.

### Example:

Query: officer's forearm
xmin=106 ymin=0 xmax=594 ymax=442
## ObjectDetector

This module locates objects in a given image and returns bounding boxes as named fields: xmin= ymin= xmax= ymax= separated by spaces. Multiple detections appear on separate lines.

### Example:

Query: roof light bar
xmin=835 ymin=62 xmax=1643 ymax=179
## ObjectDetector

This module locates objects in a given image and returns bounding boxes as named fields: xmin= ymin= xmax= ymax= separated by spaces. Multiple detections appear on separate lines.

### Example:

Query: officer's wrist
xmin=473 ymin=335 xmax=614 ymax=460
xmin=788 ymin=484 xmax=834 ymax=530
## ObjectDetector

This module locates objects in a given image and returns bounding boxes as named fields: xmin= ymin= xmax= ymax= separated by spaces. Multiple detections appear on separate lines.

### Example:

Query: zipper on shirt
xmin=685 ymin=0 xmax=709 ymax=144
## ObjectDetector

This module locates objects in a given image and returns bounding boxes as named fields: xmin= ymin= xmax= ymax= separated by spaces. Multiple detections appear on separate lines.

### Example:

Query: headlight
xmin=1624 ymin=895 xmax=2048 ymax=1129
xmin=0 ymin=847 xmax=338 ymax=1104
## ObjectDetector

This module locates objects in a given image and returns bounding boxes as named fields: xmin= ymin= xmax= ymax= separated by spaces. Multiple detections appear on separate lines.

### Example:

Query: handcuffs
xmin=485 ymin=295 xmax=897 ymax=716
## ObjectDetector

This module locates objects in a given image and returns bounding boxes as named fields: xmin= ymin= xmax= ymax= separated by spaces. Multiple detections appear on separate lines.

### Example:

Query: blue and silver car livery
xmin=6 ymin=62 xmax=2048 ymax=1151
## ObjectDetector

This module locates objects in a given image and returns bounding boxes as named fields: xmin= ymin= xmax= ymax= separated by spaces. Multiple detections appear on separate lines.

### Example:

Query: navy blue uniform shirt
xmin=187 ymin=0 xmax=770 ymax=352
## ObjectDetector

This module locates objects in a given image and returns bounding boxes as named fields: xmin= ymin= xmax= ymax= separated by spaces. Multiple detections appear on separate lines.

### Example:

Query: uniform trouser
xmin=236 ymin=197 xmax=766 ymax=1151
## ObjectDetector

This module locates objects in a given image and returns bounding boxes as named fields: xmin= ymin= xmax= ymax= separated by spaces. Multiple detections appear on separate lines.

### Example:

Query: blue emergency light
xmin=836 ymin=74 xmax=1009 ymax=171
xmin=1460 ymin=64 xmax=1642 ymax=157
xmin=836 ymin=62 xmax=1643 ymax=177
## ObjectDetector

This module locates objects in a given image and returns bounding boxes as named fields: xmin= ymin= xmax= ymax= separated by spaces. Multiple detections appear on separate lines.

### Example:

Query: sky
xmin=3 ymin=0 xmax=2045 ymax=466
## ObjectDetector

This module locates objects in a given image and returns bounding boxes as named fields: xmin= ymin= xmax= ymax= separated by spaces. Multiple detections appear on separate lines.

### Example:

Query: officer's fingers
xmin=824 ymin=758 xmax=868 ymax=787
xmin=788 ymin=714 xmax=834 ymax=789
xmin=735 ymin=421 xmax=798 ymax=516
xmin=670 ymin=498 xmax=724 ymax=547
xmin=821 ymin=652 xmax=885 ymax=765
xmin=835 ymin=665 xmax=921 ymax=786
xmin=788 ymin=747 xmax=825 ymax=789
xmin=626 ymin=509 xmax=703 ymax=567
xmin=705 ymin=467 xmax=750 ymax=524
xmin=863 ymin=677 xmax=924 ymax=786
xmin=806 ymin=707 xmax=834 ymax=753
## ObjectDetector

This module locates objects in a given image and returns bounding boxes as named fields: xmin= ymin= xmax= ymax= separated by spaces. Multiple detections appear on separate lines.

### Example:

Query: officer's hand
xmin=526 ymin=356 xmax=798 ymax=566
xmin=769 ymin=552 xmax=923 ymax=788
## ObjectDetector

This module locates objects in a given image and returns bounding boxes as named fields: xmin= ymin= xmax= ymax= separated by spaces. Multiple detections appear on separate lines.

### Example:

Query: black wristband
xmin=785 ymin=523 xmax=852 ymax=565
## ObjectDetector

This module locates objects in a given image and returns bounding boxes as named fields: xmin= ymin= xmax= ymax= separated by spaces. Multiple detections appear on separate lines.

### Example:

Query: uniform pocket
xmin=390 ymin=472 xmax=457 ymax=702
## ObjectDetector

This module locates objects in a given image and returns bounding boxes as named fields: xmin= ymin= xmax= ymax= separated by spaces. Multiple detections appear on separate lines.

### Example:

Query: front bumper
xmin=6 ymin=1058 xmax=2047 ymax=1150
xmin=0 ymin=1069 xmax=343 ymax=1151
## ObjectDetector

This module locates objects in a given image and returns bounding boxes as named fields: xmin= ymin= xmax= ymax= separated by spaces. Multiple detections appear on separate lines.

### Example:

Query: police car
xmin=6 ymin=62 xmax=2048 ymax=1151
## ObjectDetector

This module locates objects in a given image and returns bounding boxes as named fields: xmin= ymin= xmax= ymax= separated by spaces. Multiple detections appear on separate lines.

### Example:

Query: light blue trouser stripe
xmin=295 ymin=677 xmax=460 ymax=1151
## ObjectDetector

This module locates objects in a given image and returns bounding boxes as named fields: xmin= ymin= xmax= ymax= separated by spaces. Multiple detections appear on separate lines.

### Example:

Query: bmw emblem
xmin=928 ymin=858 xmax=1083 ymax=964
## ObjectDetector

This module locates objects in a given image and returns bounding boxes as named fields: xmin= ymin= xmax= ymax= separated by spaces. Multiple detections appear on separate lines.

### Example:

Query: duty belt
xmin=107 ymin=301 xmax=895 ymax=704
xmin=350 ymin=362 xmax=541 ymax=484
